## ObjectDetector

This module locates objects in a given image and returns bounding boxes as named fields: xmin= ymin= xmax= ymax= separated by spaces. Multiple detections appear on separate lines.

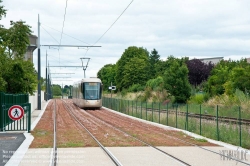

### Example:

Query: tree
xmin=163 ymin=56 xmax=191 ymax=103
xmin=224 ymin=66 xmax=250 ymax=95
xmin=97 ymin=64 xmax=116 ymax=91
xmin=123 ymin=56 xmax=150 ymax=88
xmin=1 ymin=20 xmax=31 ymax=58
xmin=52 ymin=85 xmax=62 ymax=96
xmin=115 ymin=46 xmax=150 ymax=90
xmin=2 ymin=59 xmax=37 ymax=94
xmin=186 ymin=59 xmax=214 ymax=87
xmin=0 ymin=1 xmax=36 ymax=94
xmin=205 ymin=59 xmax=249 ymax=96
xmin=154 ymin=59 xmax=170 ymax=77
xmin=149 ymin=48 xmax=160 ymax=78
xmin=0 ymin=0 xmax=6 ymax=23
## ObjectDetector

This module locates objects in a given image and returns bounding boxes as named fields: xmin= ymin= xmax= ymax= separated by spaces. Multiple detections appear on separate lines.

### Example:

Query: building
xmin=199 ymin=57 xmax=224 ymax=64
xmin=24 ymin=35 xmax=37 ymax=62
xmin=246 ymin=58 xmax=250 ymax=63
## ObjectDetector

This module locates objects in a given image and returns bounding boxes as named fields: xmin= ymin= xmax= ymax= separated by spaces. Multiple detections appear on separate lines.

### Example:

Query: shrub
xmin=128 ymin=84 xmax=144 ymax=92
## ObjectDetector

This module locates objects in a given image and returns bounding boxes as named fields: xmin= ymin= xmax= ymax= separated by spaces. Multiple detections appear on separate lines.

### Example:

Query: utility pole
xmin=37 ymin=14 xmax=41 ymax=110
xmin=45 ymin=50 xmax=47 ymax=101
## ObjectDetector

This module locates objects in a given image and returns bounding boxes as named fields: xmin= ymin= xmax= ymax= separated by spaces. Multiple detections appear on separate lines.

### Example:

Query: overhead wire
xmin=58 ymin=0 xmax=68 ymax=66
xmin=42 ymin=0 xmax=134 ymax=82
xmin=91 ymin=0 xmax=134 ymax=46
xmin=79 ymin=0 xmax=134 ymax=75
xmin=59 ymin=0 xmax=68 ymax=46
xmin=41 ymin=25 xmax=60 ymax=44
xmin=42 ymin=24 xmax=90 ymax=46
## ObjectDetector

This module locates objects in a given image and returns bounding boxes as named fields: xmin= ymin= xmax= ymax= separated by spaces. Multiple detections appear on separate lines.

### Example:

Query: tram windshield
xmin=83 ymin=82 xmax=102 ymax=100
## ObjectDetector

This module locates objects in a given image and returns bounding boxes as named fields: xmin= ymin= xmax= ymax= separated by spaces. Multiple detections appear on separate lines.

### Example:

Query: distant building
xmin=199 ymin=57 xmax=223 ymax=65
xmin=24 ymin=35 xmax=37 ymax=62
xmin=246 ymin=58 xmax=250 ymax=63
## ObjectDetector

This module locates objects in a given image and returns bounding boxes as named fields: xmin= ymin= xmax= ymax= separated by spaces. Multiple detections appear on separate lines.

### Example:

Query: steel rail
xmin=61 ymin=100 xmax=122 ymax=166
xmin=79 ymin=107 xmax=191 ymax=166
xmin=145 ymin=108 xmax=250 ymax=125
xmin=100 ymin=108 xmax=250 ymax=166
xmin=51 ymin=99 xmax=57 ymax=166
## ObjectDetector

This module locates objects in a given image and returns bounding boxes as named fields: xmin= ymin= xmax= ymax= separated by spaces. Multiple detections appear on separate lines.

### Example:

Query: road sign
xmin=8 ymin=105 xmax=24 ymax=121
xmin=109 ymin=86 xmax=116 ymax=90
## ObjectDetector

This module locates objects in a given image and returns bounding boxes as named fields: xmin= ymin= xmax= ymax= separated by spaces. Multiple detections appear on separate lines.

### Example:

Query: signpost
xmin=8 ymin=105 xmax=24 ymax=121
xmin=109 ymin=82 xmax=116 ymax=108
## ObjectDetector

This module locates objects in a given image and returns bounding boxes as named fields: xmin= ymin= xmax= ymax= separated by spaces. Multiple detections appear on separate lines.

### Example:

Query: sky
xmin=1 ymin=0 xmax=250 ymax=87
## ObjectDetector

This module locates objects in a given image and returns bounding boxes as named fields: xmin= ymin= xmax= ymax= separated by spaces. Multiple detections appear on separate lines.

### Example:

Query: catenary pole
xmin=45 ymin=50 xmax=47 ymax=101
xmin=37 ymin=14 xmax=41 ymax=109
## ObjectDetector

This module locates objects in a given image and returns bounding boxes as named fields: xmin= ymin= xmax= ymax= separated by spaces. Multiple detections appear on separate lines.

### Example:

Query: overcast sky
xmin=1 ymin=0 xmax=250 ymax=86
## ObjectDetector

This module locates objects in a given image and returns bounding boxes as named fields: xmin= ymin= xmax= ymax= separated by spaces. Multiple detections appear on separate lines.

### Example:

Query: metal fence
xmin=103 ymin=97 xmax=250 ymax=149
xmin=0 ymin=92 xmax=31 ymax=132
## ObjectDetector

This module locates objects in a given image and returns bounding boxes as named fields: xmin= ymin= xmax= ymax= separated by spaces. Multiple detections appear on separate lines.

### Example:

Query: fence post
xmin=186 ymin=104 xmax=188 ymax=131
xmin=158 ymin=102 xmax=160 ymax=124
xmin=141 ymin=102 xmax=142 ymax=119
xmin=200 ymin=104 xmax=202 ymax=135
xmin=136 ymin=100 xmax=137 ymax=117
xmin=176 ymin=103 xmax=178 ymax=128
xmin=239 ymin=106 xmax=242 ymax=147
xmin=127 ymin=100 xmax=129 ymax=115
xmin=28 ymin=103 xmax=31 ymax=132
xmin=216 ymin=105 xmax=219 ymax=141
xmin=132 ymin=100 xmax=133 ymax=116
xmin=166 ymin=103 xmax=168 ymax=126
xmin=152 ymin=102 xmax=153 ymax=122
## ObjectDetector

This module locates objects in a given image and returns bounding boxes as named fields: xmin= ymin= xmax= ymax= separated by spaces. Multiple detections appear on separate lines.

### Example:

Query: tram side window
xmin=81 ymin=83 xmax=85 ymax=99
xmin=84 ymin=83 xmax=100 ymax=100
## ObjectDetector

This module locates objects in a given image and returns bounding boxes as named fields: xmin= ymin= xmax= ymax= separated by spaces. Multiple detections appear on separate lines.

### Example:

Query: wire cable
xmin=41 ymin=25 xmax=60 ymax=44
xmin=59 ymin=0 xmax=68 ymax=46
xmin=92 ymin=0 xmax=134 ymax=46
xmin=42 ymin=24 xmax=90 ymax=46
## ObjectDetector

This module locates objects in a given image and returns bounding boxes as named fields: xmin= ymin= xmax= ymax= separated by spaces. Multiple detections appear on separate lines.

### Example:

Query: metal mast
xmin=37 ymin=14 xmax=41 ymax=109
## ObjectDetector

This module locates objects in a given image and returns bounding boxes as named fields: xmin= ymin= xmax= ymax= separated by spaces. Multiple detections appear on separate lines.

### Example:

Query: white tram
xmin=72 ymin=78 xmax=102 ymax=109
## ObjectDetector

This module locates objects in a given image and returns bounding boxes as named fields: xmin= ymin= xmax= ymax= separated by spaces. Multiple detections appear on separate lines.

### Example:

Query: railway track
xmin=61 ymin=99 xmax=122 ymax=166
xmin=144 ymin=108 xmax=250 ymax=125
xmin=48 ymin=99 xmax=249 ymax=165
xmin=48 ymin=99 xmax=122 ymax=165
xmin=64 ymin=99 xmax=194 ymax=166
xmin=94 ymin=107 xmax=250 ymax=166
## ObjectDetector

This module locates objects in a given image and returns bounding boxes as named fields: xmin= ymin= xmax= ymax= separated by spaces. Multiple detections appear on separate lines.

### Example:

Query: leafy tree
xmin=1 ymin=21 xmax=31 ymax=58
xmin=0 ymin=0 xmax=6 ymax=23
xmin=52 ymin=84 xmax=62 ymax=96
xmin=224 ymin=66 xmax=250 ymax=95
xmin=115 ymin=46 xmax=150 ymax=90
xmin=2 ymin=59 xmax=37 ymax=94
xmin=62 ymin=85 xmax=71 ymax=95
xmin=149 ymin=48 xmax=160 ymax=78
xmin=123 ymin=56 xmax=150 ymax=89
xmin=0 ymin=1 xmax=36 ymax=94
xmin=97 ymin=64 xmax=116 ymax=91
xmin=205 ymin=59 xmax=249 ymax=96
xmin=0 ymin=52 xmax=7 ymax=91
xmin=163 ymin=56 xmax=191 ymax=103
xmin=186 ymin=59 xmax=214 ymax=87
xmin=154 ymin=57 xmax=171 ymax=77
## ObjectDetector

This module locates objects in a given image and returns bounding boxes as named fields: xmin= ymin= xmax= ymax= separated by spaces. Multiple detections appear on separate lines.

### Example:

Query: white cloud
xmin=1 ymin=0 xmax=250 ymax=86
